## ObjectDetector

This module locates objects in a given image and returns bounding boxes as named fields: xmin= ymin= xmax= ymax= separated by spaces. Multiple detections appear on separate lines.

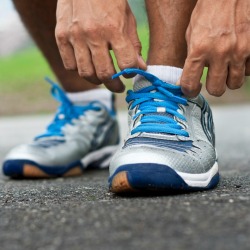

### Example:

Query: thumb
xmin=180 ymin=59 xmax=203 ymax=97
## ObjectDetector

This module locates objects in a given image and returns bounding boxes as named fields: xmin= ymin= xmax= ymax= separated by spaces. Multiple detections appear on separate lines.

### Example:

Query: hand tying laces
xmin=113 ymin=68 xmax=189 ymax=137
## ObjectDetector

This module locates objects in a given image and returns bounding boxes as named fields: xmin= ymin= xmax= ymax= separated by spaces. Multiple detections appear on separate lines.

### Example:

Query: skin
xmin=181 ymin=0 xmax=250 ymax=97
xmin=12 ymin=0 xmax=97 ymax=92
xmin=145 ymin=0 xmax=197 ymax=67
xmin=14 ymin=0 xmax=249 ymax=97
xmin=55 ymin=0 xmax=147 ymax=93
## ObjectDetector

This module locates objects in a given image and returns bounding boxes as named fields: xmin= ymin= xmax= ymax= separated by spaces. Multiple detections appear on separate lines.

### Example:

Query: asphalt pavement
xmin=0 ymin=105 xmax=250 ymax=250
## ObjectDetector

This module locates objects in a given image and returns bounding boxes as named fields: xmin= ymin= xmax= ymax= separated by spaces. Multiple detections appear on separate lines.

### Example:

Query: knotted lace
xmin=113 ymin=68 xmax=189 ymax=137
xmin=35 ymin=78 xmax=100 ymax=139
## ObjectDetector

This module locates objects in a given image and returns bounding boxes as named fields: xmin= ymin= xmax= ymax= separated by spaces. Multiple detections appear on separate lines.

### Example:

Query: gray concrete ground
xmin=0 ymin=105 xmax=250 ymax=250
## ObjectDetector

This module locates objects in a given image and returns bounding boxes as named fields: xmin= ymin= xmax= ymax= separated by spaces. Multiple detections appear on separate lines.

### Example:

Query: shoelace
xmin=113 ymin=68 xmax=189 ymax=137
xmin=35 ymin=78 xmax=100 ymax=139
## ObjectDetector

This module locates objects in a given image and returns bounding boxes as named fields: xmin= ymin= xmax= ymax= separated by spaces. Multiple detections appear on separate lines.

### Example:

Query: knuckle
xmin=82 ymin=22 xmax=99 ymax=36
xmin=119 ymin=58 xmax=137 ymax=70
xmin=65 ymin=65 xmax=77 ymax=71
xmin=190 ymin=40 xmax=209 ymax=55
xmin=69 ymin=23 xmax=81 ymax=38
xmin=59 ymin=54 xmax=77 ymax=71
xmin=63 ymin=59 xmax=77 ymax=71
xmin=133 ymin=41 xmax=142 ymax=51
xmin=215 ymin=39 xmax=236 ymax=57
xmin=97 ymin=69 xmax=113 ymax=81
xmin=79 ymin=69 xmax=95 ymax=78
xmin=215 ymin=46 xmax=231 ymax=57
xmin=55 ymin=27 xmax=68 ymax=44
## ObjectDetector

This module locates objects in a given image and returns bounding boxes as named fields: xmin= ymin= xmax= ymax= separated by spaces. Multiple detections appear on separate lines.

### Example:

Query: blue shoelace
xmin=35 ymin=78 xmax=100 ymax=139
xmin=113 ymin=68 xmax=189 ymax=137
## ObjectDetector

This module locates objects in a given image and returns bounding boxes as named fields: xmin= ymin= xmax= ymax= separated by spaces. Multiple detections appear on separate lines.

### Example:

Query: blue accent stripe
xmin=123 ymin=137 xmax=195 ymax=152
xmin=200 ymin=97 xmax=215 ymax=146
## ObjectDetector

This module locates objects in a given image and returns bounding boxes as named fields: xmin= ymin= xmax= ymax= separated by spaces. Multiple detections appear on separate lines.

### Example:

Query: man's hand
xmin=181 ymin=0 xmax=250 ymax=97
xmin=55 ymin=0 xmax=146 ymax=92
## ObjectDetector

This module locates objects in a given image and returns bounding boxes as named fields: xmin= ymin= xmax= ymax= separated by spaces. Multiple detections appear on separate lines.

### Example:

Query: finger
xmin=91 ymin=44 xmax=125 ymax=93
xmin=206 ymin=62 xmax=228 ymax=97
xmin=72 ymin=41 xmax=101 ymax=85
xmin=227 ymin=63 xmax=245 ymax=90
xmin=111 ymin=37 xmax=139 ymax=72
xmin=55 ymin=0 xmax=76 ymax=70
xmin=180 ymin=58 xmax=204 ymax=97
xmin=55 ymin=27 xmax=77 ymax=70
xmin=111 ymin=38 xmax=139 ymax=80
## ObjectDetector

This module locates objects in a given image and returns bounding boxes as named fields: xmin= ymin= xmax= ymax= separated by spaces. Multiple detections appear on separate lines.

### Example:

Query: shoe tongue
xmin=133 ymin=66 xmax=181 ymax=92
xmin=133 ymin=74 xmax=153 ymax=91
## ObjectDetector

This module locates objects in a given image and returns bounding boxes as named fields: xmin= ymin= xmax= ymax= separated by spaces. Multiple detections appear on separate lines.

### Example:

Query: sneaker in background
xmin=3 ymin=80 xmax=119 ymax=178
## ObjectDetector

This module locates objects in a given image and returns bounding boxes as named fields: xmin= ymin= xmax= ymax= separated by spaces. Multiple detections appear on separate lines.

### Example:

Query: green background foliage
xmin=0 ymin=1 xmax=249 ymax=115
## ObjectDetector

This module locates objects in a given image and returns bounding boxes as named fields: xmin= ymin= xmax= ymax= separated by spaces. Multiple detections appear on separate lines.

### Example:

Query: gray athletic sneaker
xmin=3 ymin=79 xmax=119 ymax=178
xmin=109 ymin=68 xmax=219 ymax=193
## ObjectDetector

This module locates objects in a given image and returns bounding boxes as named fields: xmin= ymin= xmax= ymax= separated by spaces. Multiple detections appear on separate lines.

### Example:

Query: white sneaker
xmin=109 ymin=69 xmax=219 ymax=193
xmin=3 ymin=80 xmax=119 ymax=178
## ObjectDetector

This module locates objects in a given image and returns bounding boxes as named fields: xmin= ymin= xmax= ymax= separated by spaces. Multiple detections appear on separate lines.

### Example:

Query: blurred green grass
xmin=0 ymin=47 xmax=54 ymax=93
xmin=0 ymin=25 xmax=149 ymax=93
xmin=0 ymin=25 xmax=149 ymax=115
xmin=0 ymin=24 xmax=249 ymax=115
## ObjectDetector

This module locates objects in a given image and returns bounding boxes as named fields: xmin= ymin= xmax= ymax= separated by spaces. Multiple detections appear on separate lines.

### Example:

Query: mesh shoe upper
xmin=4 ymin=79 xmax=119 ymax=168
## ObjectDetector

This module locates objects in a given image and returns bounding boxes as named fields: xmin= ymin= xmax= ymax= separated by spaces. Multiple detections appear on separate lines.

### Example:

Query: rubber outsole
xmin=109 ymin=163 xmax=220 ymax=193
xmin=3 ymin=160 xmax=84 ymax=178
xmin=3 ymin=145 xmax=118 ymax=179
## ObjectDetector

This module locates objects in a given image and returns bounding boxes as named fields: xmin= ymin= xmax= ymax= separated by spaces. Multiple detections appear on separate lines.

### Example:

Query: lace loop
xmin=35 ymin=78 xmax=100 ymax=139
xmin=113 ymin=68 xmax=189 ymax=137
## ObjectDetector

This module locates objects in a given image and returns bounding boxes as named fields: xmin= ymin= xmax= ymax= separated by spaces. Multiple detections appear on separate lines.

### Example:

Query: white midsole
xmin=81 ymin=145 xmax=118 ymax=168
xmin=176 ymin=161 xmax=219 ymax=187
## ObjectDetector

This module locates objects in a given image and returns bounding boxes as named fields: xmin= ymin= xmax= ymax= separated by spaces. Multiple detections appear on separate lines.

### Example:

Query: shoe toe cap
xmin=110 ymin=145 xmax=216 ymax=176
